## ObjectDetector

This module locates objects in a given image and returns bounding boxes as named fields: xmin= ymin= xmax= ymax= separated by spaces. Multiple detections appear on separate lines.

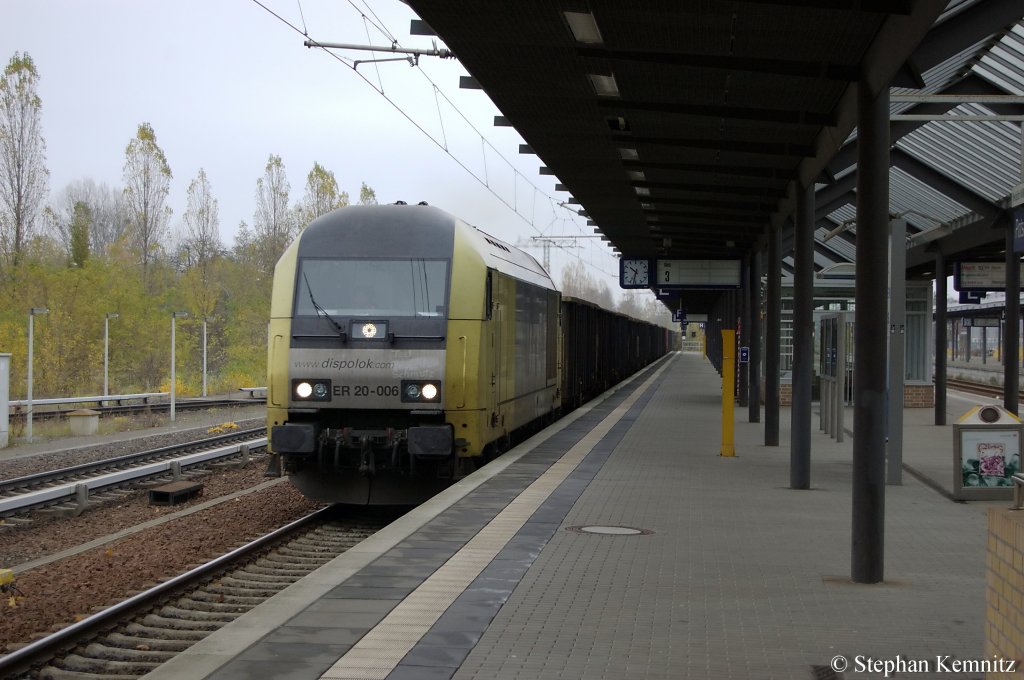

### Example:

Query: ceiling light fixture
xmin=635 ymin=186 xmax=651 ymax=197
xmin=564 ymin=11 xmax=603 ymax=44
xmin=588 ymin=73 xmax=620 ymax=97
xmin=618 ymin=147 xmax=638 ymax=161
xmin=627 ymin=170 xmax=646 ymax=181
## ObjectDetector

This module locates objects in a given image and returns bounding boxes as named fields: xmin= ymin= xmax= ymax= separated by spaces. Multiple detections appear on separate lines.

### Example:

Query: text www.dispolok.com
xmin=294 ymin=359 xmax=395 ymax=370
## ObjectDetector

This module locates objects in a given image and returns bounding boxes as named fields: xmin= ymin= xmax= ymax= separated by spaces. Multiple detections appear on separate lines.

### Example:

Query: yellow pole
xmin=721 ymin=329 xmax=736 ymax=457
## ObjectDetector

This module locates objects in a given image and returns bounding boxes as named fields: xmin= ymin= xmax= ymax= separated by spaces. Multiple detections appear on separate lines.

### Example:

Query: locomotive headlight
xmin=401 ymin=380 xmax=441 ymax=403
xmin=293 ymin=379 xmax=331 ymax=401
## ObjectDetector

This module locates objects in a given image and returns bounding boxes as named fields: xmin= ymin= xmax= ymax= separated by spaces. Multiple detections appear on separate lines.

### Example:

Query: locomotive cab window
xmin=294 ymin=258 xmax=449 ymax=317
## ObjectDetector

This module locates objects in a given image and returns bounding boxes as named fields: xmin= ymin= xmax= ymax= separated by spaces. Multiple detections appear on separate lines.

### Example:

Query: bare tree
xmin=560 ymin=258 xmax=615 ymax=309
xmin=0 ymin=52 xmax=48 ymax=266
xmin=302 ymin=162 xmax=348 ymax=225
xmin=253 ymin=154 xmax=292 ymax=273
xmin=122 ymin=122 xmax=172 ymax=275
xmin=50 ymin=178 xmax=128 ymax=256
xmin=181 ymin=168 xmax=220 ymax=265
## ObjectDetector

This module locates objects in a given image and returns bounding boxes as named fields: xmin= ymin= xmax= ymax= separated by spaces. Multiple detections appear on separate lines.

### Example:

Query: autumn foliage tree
xmin=0 ymin=52 xmax=48 ymax=267
xmin=122 ymin=122 xmax=172 ymax=279
xmin=0 ymin=49 xmax=393 ymax=418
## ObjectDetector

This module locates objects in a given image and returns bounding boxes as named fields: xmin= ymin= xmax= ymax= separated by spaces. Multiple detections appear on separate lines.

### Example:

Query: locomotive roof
xmin=459 ymin=223 xmax=555 ymax=291
xmin=299 ymin=203 xmax=556 ymax=291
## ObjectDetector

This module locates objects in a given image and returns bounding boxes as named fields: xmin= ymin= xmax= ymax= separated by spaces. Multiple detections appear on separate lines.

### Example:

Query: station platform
xmin=143 ymin=351 xmax=1001 ymax=680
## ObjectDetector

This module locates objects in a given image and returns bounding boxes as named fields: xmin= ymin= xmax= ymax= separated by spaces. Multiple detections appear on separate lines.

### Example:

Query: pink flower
xmin=980 ymin=454 xmax=1005 ymax=477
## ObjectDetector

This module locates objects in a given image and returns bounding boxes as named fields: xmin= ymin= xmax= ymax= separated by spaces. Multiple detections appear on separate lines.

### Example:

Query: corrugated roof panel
xmin=889 ymin=166 xmax=972 ymax=225
xmin=896 ymin=104 xmax=1019 ymax=202
xmin=889 ymin=38 xmax=990 ymax=116
xmin=825 ymin=167 xmax=971 ymax=240
xmin=972 ymin=23 xmax=1024 ymax=94
xmin=937 ymin=0 xmax=985 ymax=24
xmin=816 ymin=224 xmax=856 ymax=262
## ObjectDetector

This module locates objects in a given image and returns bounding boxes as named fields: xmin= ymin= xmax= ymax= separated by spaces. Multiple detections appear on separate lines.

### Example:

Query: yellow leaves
xmin=8 ymin=596 xmax=18 ymax=608
xmin=207 ymin=421 xmax=239 ymax=434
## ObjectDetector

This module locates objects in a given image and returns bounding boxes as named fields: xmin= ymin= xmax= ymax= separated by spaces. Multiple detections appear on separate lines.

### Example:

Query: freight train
xmin=267 ymin=203 xmax=673 ymax=504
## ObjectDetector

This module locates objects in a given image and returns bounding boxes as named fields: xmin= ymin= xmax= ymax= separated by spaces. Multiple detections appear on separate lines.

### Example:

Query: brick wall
xmin=903 ymin=384 xmax=934 ymax=408
xmin=770 ymin=383 xmax=931 ymax=408
xmin=986 ymin=507 xmax=1024 ymax=676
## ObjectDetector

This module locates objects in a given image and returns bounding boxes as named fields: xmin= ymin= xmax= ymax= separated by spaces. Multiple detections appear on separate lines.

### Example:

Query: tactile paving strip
xmin=320 ymin=357 xmax=675 ymax=680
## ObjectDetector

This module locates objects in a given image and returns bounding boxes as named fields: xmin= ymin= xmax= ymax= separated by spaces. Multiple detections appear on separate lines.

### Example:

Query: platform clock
xmin=620 ymin=258 xmax=651 ymax=289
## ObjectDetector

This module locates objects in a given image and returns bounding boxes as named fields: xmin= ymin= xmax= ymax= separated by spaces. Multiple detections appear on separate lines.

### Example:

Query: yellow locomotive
xmin=268 ymin=203 xmax=561 ymax=504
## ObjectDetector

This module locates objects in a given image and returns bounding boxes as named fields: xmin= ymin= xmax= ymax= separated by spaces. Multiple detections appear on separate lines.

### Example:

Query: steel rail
xmin=0 ymin=507 xmax=332 ymax=679
xmin=1 ymin=427 xmax=265 ymax=490
xmin=0 ymin=437 xmax=267 ymax=516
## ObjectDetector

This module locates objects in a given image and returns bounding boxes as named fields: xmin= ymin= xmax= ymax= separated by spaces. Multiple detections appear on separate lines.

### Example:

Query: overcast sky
xmin=2 ymin=0 xmax=624 ymax=290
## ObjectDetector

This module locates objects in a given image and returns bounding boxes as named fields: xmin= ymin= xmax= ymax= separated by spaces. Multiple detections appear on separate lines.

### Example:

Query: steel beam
xmin=935 ymin=249 xmax=948 ymax=426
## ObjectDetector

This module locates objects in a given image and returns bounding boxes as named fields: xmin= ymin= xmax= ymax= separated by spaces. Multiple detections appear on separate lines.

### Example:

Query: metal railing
xmin=9 ymin=392 xmax=168 ymax=409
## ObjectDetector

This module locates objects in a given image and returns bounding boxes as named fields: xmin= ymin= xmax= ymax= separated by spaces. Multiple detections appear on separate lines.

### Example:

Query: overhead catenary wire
xmin=249 ymin=0 xmax=620 ymax=281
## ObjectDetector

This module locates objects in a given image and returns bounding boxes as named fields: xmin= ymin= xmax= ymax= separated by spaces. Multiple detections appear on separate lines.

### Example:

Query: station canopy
xmin=404 ymin=0 xmax=1024 ymax=313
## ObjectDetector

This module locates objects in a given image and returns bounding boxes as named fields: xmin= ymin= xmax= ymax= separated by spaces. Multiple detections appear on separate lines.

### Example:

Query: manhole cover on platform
xmin=567 ymin=525 xmax=653 ymax=535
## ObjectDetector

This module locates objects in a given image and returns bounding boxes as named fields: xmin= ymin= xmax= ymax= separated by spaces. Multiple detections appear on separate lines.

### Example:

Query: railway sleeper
xmin=39 ymin=665 xmax=136 ymax=680
xmin=158 ymin=605 xmax=239 ymax=622
xmin=189 ymin=591 xmax=268 ymax=606
xmin=261 ymin=554 xmax=333 ymax=568
xmin=274 ymin=544 xmax=340 ymax=556
xmin=82 ymin=641 xmax=177 ymax=662
xmin=235 ymin=564 xmax=310 ymax=578
xmin=47 ymin=653 xmax=161 ymax=675
xmin=140 ymin=613 xmax=222 ymax=630
xmin=172 ymin=597 xmax=254 ymax=614
xmin=204 ymin=583 xmax=282 ymax=598
xmin=104 ymin=632 xmax=194 ymax=652
xmin=219 ymin=573 xmax=297 ymax=588
xmin=123 ymin=622 xmax=208 ymax=640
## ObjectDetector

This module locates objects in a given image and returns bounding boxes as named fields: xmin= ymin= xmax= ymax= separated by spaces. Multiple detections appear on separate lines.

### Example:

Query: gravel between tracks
xmin=0 ymin=419 xmax=326 ymax=650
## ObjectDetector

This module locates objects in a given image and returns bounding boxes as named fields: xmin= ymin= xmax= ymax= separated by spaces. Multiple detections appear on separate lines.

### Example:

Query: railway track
xmin=945 ymin=377 xmax=1020 ymax=400
xmin=0 ymin=428 xmax=268 ymax=520
xmin=0 ymin=506 xmax=398 ymax=680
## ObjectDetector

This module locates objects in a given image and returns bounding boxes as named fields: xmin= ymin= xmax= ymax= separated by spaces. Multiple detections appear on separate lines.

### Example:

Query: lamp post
xmin=202 ymin=317 xmax=208 ymax=398
xmin=170 ymin=311 xmax=188 ymax=422
xmin=27 ymin=307 xmax=49 ymax=443
xmin=103 ymin=312 xmax=119 ymax=397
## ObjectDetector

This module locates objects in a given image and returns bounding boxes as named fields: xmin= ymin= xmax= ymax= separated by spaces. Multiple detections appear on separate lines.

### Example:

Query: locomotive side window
xmin=294 ymin=258 xmax=449 ymax=317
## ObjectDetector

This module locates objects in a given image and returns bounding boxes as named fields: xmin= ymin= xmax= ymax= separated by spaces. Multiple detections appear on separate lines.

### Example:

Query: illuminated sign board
xmin=954 ymin=261 xmax=1024 ymax=292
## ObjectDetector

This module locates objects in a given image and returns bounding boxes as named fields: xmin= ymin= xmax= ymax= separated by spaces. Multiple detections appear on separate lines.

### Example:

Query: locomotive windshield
xmin=294 ymin=258 xmax=449 ymax=317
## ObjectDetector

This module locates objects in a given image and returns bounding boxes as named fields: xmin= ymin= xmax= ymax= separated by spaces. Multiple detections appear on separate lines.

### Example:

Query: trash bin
xmin=953 ymin=405 xmax=1022 ymax=501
